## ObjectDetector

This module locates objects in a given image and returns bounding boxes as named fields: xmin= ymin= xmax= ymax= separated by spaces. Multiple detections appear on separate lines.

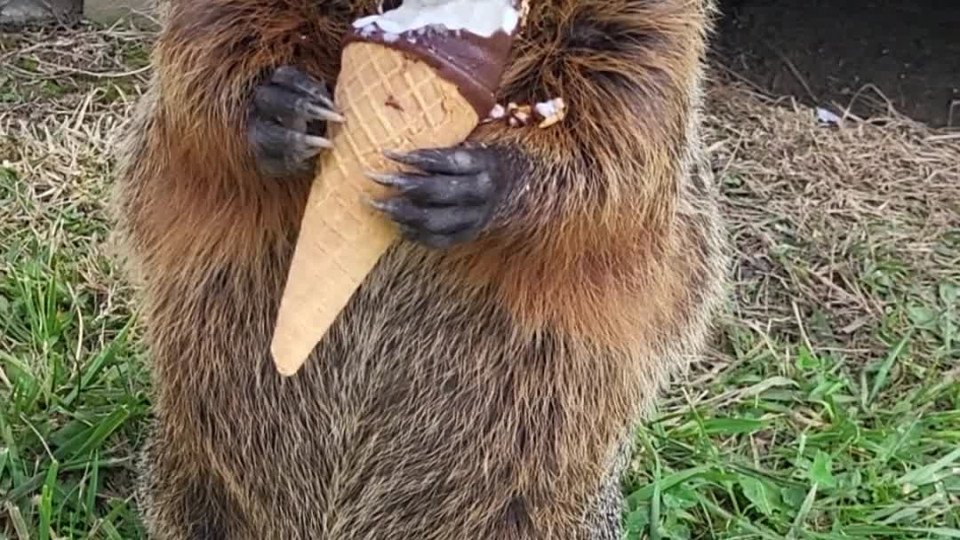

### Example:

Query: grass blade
xmin=698 ymin=496 xmax=782 ymax=540
xmin=896 ymin=446 xmax=960 ymax=487
xmin=85 ymin=450 xmax=100 ymax=520
xmin=0 ymin=413 xmax=25 ymax=486
xmin=2 ymin=457 xmax=133 ymax=504
xmin=701 ymin=417 xmax=767 ymax=435
xmin=879 ymin=492 xmax=945 ymax=525
xmin=650 ymin=457 xmax=662 ymax=540
xmin=739 ymin=476 xmax=781 ymax=516
xmin=5 ymin=501 xmax=30 ymax=540
xmin=63 ymin=319 xmax=134 ymax=407
xmin=626 ymin=466 xmax=710 ymax=504
xmin=903 ymin=527 xmax=960 ymax=538
xmin=55 ymin=406 xmax=130 ymax=462
xmin=789 ymin=484 xmax=818 ymax=539
xmin=867 ymin=331 xmax=912 ymax=405
xmin=38 ymin=460 xmax=60 ymax=540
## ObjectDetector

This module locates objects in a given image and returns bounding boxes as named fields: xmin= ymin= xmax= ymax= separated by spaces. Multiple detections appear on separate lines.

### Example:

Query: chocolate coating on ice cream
xmin=344 ymin=24 xmax=515 ymax=117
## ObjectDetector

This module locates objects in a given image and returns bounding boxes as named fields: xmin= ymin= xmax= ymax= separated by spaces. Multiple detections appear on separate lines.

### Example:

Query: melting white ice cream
xmin=353 ymin=0 xmax=520 ymax=38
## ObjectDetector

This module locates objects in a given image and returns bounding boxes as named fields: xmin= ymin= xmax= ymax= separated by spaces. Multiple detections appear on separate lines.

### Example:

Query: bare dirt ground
xmin=716 ymin=0 xmax=960 ymax=128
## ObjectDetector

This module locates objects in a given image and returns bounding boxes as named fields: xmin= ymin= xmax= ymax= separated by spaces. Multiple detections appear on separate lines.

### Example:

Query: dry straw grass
xmin=698 ymin=74 xmax=959 ymax=372
xmin=1 ymin=24 xmax=150 ymax=319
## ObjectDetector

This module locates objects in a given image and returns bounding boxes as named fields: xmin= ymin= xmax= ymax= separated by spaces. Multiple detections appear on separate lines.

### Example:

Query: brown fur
xmin=113 ymin=0 xmax=728 ymax=538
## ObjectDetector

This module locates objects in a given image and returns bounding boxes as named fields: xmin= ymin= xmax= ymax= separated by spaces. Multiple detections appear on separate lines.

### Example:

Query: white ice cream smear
xmin=354 ymin=0 xmax=519 ymax=38
xmin=534 ymin=99 xmax=563 ymax=119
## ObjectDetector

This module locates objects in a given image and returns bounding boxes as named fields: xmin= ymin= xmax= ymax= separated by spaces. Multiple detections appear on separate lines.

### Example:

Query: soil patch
xmin=715 ymin=0 xmax=960 ymax=128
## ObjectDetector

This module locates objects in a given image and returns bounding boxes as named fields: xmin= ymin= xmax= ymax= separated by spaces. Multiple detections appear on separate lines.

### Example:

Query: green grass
xmin=0 ymin=255 xmax=149 ymax=539
xmin=2 ymin=22 xmax=959 ymax=540
xmin=0 ymin=178 xmax=150 ymax=537
xmin=1 ymin=25 xmax=153 ymax=537
xmin=623 ymin=330 xmax=960 ymax=539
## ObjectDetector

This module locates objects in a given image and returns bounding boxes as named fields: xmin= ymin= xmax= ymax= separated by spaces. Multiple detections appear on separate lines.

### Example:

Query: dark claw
xmin=251 ymin=118 xmax=331 ymax=154
xmin=270 ymin=65 xmax=336 ymax=110
xmin=368 ymin=145 xmax=511 ymax=250
xmin=250 ymin=65 xmax=339 ymax=177
xmin=372 ymin=198 xmax=485 ymax=234
xmin=368 ymin=171 xmax=494 ymax=206
xmin=367 ymin=172 xmax=409 ymax=189
xmin=384 ymin=148 xmax=488 ymax=175
xmin=254 ymin=85 xmax=344 ymax=125
xmin=251 ymin=118 xmax=331 ymax=176
xmin=304 ymin=102 xmax=344 ymax=123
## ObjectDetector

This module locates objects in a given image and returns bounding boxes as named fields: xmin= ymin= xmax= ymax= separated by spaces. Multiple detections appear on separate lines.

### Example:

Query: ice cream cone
xmin=270 ymin=41 xmax=481 ymax=376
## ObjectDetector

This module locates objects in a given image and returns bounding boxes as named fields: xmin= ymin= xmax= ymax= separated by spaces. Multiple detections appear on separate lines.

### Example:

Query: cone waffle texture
xmin=271 ymin=41 xmax=481 ymax=376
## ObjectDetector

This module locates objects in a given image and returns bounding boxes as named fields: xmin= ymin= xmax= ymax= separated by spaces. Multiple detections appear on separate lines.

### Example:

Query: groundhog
xmin=112 ymin=0 xmax=728 ymax=538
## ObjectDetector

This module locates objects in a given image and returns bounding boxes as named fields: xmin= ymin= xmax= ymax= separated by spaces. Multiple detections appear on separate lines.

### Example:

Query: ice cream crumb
xmin=510 ymin=110 xmax=531 ymax=127
xmin=534 ymin=98 xmax=560 ymax=118
xmin=519 ymin=0 xmax=531 ymax=27
xmin=534 ymin=97 xmax=567 ymax=128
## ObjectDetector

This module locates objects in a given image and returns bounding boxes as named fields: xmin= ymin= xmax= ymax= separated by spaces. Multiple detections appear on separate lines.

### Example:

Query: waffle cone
xmin=271 ymin=41 xmax=481 ymax=376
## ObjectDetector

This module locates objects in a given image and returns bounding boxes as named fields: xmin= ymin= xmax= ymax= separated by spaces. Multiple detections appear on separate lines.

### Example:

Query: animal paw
xmin=369 ymin=146 xmax=511 ymax=249
xmin=249 ymin=66 xmax=343 ymax=177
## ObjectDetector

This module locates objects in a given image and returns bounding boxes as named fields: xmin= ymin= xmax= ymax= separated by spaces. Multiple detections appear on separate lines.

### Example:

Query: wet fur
xmin=113 ymin=0 xmax=728 ymax=537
